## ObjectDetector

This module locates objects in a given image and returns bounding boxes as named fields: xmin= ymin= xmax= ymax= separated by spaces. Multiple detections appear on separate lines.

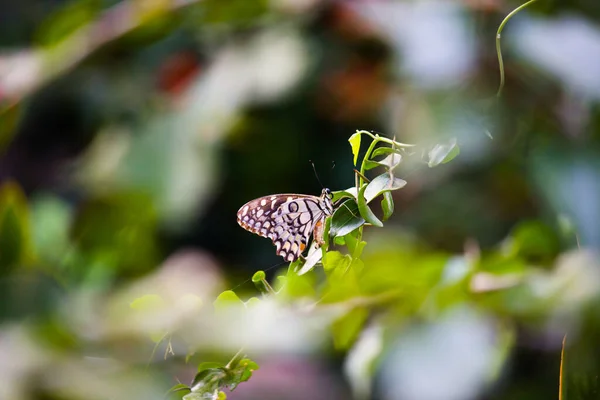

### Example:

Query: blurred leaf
xmin=214 ymin=291 xmax=244 ymax=310
xmin=203 ymin=0 xmax=269 ymax=26
xmin=275 ymin=269 xmax=316 ymax=299
xmin=70 ymin=191 xmax=158 ymax=277
xmin=330 ymin=199 xmax=365 ymax=238
xmin=331 ymin=307 xmax=369 ymax=350
xmin=198 ymin=362 xmax=224 ymax=372
xmin=364 ymin=173 xmax=407 ymax=204
xmin=130 ymin=294 xmax=165 ymax=311
xmin=35 ymin=0 xmax=101 ymax=47
xmin=428 ymin=138 xmax=460 ymax=167
xmin=190 ymin=367 xmax=227 ymax=394
xmin=322 ymin=252 xmax=362 ymax=303
xmin=227 ymin=358 xmax=259 ymax=391
xmin=167 ymin=383 xmax=191 ymax=400
xmin=381 ymin=192 xmax=394 ymax=221
xmin=0 ymin=104 xmax=21 ymax=153
xmin=349 ymin=132 xmax=362 ymax=166
xmin=334 ymin=236 xmax=346 ymax=246
xmin=344 ymin=230 xmax=366 ymax=259
xmin=323 ymin=251 xmax=351 ymax=272
xmin=357 ymin=184 xmax=383 ymax=228
xmin=30 ymin=195 xmax=71 ymax=265
xmin=507 ymin=220 xmax=560 ymax=263
xmin=0 ymin=181 xmax=33 ymax=272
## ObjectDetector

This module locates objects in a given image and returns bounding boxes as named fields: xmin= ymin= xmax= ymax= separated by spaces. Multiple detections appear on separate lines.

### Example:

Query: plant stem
xmin=496 ymin=0 xmax=539 ymax=97
xmin=225 ymin=348 xmax=245 ymax=369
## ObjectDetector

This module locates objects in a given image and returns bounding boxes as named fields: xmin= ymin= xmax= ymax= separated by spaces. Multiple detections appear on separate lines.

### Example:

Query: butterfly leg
xmin=313 ymin=219 xmax=325 ymax=248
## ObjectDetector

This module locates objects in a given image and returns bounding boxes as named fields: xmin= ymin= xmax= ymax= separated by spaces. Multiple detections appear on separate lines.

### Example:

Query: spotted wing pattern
xmin=237 ymin=190 xmax=334 ymax=262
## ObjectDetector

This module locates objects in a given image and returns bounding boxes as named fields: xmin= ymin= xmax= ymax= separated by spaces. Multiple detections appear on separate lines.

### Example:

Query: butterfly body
xmin=237 ymin=189 xmax=334 ymax=262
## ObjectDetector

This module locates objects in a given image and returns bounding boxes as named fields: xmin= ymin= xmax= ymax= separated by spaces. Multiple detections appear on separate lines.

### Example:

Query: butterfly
xmin=237 ymin=188 xmax=334 ymax=262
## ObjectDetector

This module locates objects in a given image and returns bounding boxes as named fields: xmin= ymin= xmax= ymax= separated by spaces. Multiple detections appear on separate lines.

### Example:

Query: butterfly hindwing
xmin=271 ymin=196 xmax=325 ymax=262
xmin=236 ymin=190 xmax=334 ymax=262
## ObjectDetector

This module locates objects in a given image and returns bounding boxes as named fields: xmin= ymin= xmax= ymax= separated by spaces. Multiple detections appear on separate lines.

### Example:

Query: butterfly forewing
xmin=236 ymin=191 xmax=334 ymax=262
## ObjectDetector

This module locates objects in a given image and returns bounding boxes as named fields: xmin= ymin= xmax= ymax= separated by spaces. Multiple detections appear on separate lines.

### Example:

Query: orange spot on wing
xmin=300 ymin=243 xmax=306 ymax=251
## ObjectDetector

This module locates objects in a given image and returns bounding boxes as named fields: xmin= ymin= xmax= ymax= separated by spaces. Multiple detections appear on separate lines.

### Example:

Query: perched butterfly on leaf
xmin=237 ymin=188 xmax=334 ymax=262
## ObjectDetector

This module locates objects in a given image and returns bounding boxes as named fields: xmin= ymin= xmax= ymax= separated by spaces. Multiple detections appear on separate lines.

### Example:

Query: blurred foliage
xmin=1 ymin=0 xmax=600 ymax=399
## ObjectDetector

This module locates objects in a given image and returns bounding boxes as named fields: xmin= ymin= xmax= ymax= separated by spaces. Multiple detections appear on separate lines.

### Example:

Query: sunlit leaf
xmin=274 ymin=269 xmax=316 ymax=298
xmin=428 ymin=138 xmax=460 ymax=167
xmin=297 ymin=242 xmax=323 ymax=275
xmin=323 ymin=251 xmax=351 ymax=272
xmin=332 ymin=187 xmax=358 ymax=202
xmin=357 ymin=184 xmax=383 ymax=228
xmin=330 ymin=199 xmax=365 ymax=237
xmin=364 ymin=173 xmax=407 ymax=204
xmin=349 ymin=132 xmax=362 ymax=166
xmin=374 ymin=153 xmax=402 ymax=169
xmin=214 ymin=290 xmax=244 ymax=310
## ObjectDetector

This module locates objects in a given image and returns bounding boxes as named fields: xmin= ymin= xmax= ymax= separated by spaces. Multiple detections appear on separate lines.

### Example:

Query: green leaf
xmin=332 ymin=187 xmax=358 ymax=202
xmin=330 ymin=199 xmax=365 ymax=237
xmin=331 ymin=307 xmax=369 ymax=350
xmin=251 ymin=271 xmax=265 ymax=283
xmin=349 ymin=132 xmax=362 ymax=166
xmin=214 ymin=291 xmax=244 ymax=310
xmin=357 ymin=184 xmax=383 ymax=228
xmin=376 ymin=153 xmax=402 ymax=169
xmin=343 ymin=231 xmax=367 ymax=259
xmin=508 ymin=220 xmax=559 ymax=263
xmin=323 ymin=251 xmax=351 ymax=272
xmin=371 ymin=146 xmax=402 ymax=158
xmin=167 ymin=383 xmax=191 ymax=398
xmin=190 ymin=368 xmax=227 ymax=394
xmin=226 ymin=358 xmax=260 ymax=391
xmin=0 ymin=181 xmax=33 ymax=272
xmin=0 ymin=105 xmax=21 ymax=153
xmin=334 ymin=236 xmax=346 ymax=246
xmin=363 ymin=160 xmax=381 ymax=170
xmin=381 ymin=191 xmax=394 ymax=221
xmin=35 ymin=0 xmax=100 ymax=47
xmin=322 ymin=255 xmax=362 ymax=303
xmin=274 ymin=269 xmax=316 ymax=298
xmin=298 ymin=243 xmax=323 ymax=275
xmin=198 ymin=362 xmax=224 ymax=372
xmin=251 ymin=271 xmax=272 ymax=294
xmin=428 ymin=138 xmax=460 ymax=167
xmin=245 ymin=297 xmax=262 ymax=308
xmin=364 ymin=173 xmax=407 ymax=204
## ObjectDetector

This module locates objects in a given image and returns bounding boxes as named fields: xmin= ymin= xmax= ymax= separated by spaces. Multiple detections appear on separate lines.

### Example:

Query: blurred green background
xmin=1 ymin=0 xmax=600 ymax=399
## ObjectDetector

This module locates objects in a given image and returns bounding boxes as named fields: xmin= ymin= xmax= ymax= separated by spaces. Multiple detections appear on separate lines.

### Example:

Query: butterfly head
xmin=320 ymin=188 xmax=334 ymax=215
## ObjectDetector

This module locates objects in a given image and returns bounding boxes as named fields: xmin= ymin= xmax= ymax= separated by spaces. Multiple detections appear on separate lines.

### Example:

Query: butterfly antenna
xmin=309 ymin=160 xmax=325 ymax=189
xmin=331 ymin=161 xmax=336 ymax=170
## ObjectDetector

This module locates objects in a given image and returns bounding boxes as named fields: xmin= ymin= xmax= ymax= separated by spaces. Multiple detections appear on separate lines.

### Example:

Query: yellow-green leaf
xmin=348 ymin=132 xmax=362 ymax=166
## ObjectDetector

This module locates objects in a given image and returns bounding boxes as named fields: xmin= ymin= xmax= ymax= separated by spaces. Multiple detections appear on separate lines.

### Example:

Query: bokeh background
xmin=1 ymin=0 xmax=600 ymax=399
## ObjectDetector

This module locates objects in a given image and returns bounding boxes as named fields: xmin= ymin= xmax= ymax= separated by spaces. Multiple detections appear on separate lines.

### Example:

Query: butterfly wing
xmin=270 ymin=196 xmax=327 ymax=262
xmin=237 ymin=194 xmax=326 ymax=262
